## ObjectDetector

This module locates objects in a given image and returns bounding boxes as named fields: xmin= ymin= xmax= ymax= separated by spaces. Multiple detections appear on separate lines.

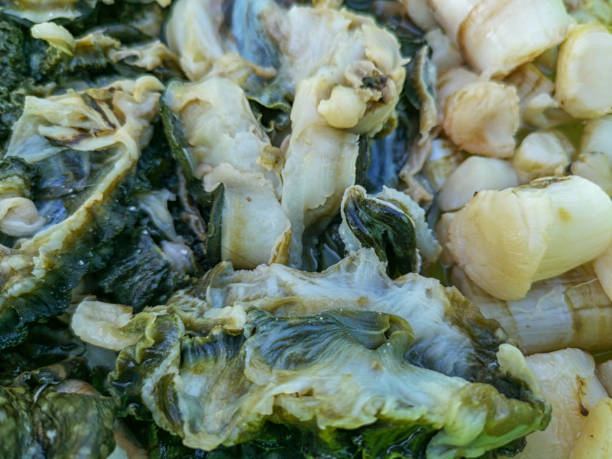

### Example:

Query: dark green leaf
xmin=133 ymin=121 xmax=177 ymax=193
xmin=92 ymin=228 xmax=186 ymax=311
xmin=205 ymin=184 xmax=225 ymax=267
xmin=0 ymin=320 xmax=86 ymax=385
xmin=103 ymin=292 xmax=549 ymax=458
xmin=161 ymin=98 xmax=197 ymax=178
xmin=343 ymin=190 xmax=418 ymax=277
xmin=303 ymin=218 xmax=346 ymax=272
xmin=0 ymin=384 xmax=116 ymax=459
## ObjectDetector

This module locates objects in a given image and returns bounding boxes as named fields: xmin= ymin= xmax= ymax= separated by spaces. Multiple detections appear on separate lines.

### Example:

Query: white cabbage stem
xmin=71 ymin=300 xmax=136 ymax=351
xmin=505 ymin=64 xmax=574 ymax=129
xmin=524 ymin=93 xmax=574 ymax=129
xmin=512 ymin=131 xmax=572 ymax=183
xmin=449 ymin=176 xmax=612 ymax=300
xmin=165 ymin=0 xmax=226 ymax=80
xmin=514 ymin=349 xmax=608 ymax=459
xmin=505 ymin=64 xmax=555 ymax=103
xmin=436 ymin=67 xmax=478 ymax=112
xmin=109 ymin=41 xmax=178 ymax=72
xmin=163 ymin=77 xmax=292 ymax=268
xmin=572 ymin=115 xmax=612 ymax=194
xmin=164 ymin=77 xmax=281 ymax=183
xmin=317 ymin=85 xmax=367 ymax=129
xmin=556 ymin=23 xmax=612 ymax=119
xmin=281 ymin=71 xmax=360 ymax=266
xmin=452 ymin=265 xmax=612 ymax=354
xmin=204 ymin=164 xmax=291 ymax=268
xmin=438 ymin=156 xmax=517 ymax=211
xmin=459 ymin=0 xmax=571 ymax=78
xmin=429 ymin=0 xmax=570 ymax=76
xmin=441 ymin=78 xmax=520 ymax=157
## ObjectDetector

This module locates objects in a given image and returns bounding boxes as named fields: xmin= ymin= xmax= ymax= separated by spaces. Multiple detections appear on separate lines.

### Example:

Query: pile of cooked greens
xmin=14 ymin=0 xmax=612 ymax=457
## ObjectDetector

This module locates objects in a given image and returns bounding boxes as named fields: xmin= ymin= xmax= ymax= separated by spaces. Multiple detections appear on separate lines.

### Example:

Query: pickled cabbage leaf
xmin=73 ymin=249 xmax=550 ymax=458
xmin=0 ymin=76 xmax=162 ymax=348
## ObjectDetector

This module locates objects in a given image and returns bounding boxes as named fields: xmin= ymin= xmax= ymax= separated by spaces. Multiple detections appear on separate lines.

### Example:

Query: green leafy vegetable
xmin=73 ymin=249 xmax=550 ymax=458
xmin=0 ymin=19 xmax=28 ymax=88
xmin=92 ymin=228 xmax=187 ymax=311
xmin=342 ymin=186 xmax=418 ymax=277
xmin=0 ymin=3 xmax=562 ymax=458
xmin=0 ymin=320 xmax=86 ymax=385
xmin=230 ymin=0 xmax=293 ymax=114
xmin=101 ymin=304 xmax=548 ymax=458
xmin=302 ymin=217 xmax=346 ymax=272
xmin=195 ymin=249 xmax=523 ymax=389
xmin=0 ymin=76 xmax=163 ymax=348
xmin=340 ymin=185 xmax=441 ymax=273
xmin=160 ymin=98 xmax=197 ymax=179
xmin=29 ymin=33 xmax=117 ymax=86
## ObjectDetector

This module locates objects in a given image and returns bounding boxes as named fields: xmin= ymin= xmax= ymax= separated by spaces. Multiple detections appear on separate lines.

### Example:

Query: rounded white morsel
xmin=513 ymin=131 xmax=572 ymax=183
xmin=438 ymin=156 xmax=518 ymax=211
xmin=449 ymin=176 xmax=612 ymax=300
xmin=459 ymin=0 xmax=571 ymax=78
xmin=442 ymin=79 xmax=520 ymax=157
xmin=571 ymin=115 xmax=612 ymax=195
xmin=425 ymin=28 xmax=463 ymax=73
xmin=556 ymin=24 xmax=612 ymax=119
